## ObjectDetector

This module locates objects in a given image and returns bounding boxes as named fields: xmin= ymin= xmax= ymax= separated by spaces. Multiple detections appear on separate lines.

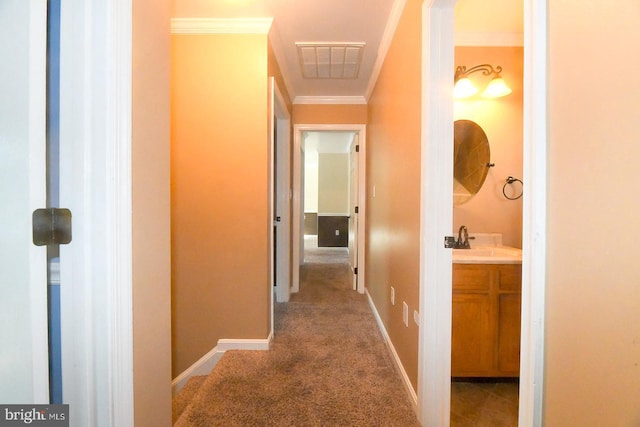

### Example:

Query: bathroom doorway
xmin=450 ymin=45 xmax=524 ymax=426
xmin=450 ymin=2 xmax=524 ymax=424
xmin=418 ymin=0 xmax=547 ymax=425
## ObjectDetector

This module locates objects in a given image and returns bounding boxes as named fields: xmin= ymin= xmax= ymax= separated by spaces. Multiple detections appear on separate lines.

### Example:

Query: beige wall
xmin=453 ymin=46 xmax=523 ymax=248
xmin=171 ymin=33 xmax=271 ymax=377
xmin=318 ymin=153 xmax=349 ymax=214
xmin=304 ymin=151 xmax=319 ymax=212
xmin=293 ymin=104 xmax=367 ymax=125
xmin=132 ymin=0 xmax=172 ymax=424
xmin=366 ymin=0 xmax=421 ymax=390
xmin=545 ymin=2 xmax=640 ymax=425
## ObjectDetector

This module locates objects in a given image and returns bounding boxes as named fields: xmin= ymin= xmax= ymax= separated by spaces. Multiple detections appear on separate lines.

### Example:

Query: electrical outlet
xmin=335 ymin=230 xmax=339 ymax=236
xmin=403 ymin=302 xmax=409 ymax=327
xmin=390 ymin=286 xmax=395 ymax=305
xmin=414 ymin=310 xmax=420 ymax=326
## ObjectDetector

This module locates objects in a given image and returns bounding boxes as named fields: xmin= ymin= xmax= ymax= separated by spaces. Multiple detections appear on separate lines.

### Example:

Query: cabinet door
xmin=498 ymin=293 xmax=521 ymax=374
xmin=451 ymin=293 xmax=494 ymax=376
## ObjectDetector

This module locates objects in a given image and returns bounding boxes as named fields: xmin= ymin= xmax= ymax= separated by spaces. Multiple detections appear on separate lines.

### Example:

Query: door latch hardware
xmin=32 ymin=208 xmax=72 ymax=246
xmin=444 ymin=236 xmax=456 ymax=249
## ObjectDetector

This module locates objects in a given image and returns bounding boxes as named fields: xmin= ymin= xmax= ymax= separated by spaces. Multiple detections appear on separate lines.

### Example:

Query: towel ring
xmin=502 ymin=176 xmax=523 ymax=200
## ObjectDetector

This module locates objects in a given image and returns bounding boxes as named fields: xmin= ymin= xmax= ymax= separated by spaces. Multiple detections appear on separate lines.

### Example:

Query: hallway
xmin=172 ymin=236 xmax=419 ymax=426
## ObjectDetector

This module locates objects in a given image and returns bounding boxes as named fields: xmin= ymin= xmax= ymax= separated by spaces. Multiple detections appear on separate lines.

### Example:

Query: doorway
xmin=300 ymin=130 xmax=356 ymax=286
xmin=0 ymin=0 xmax=136 ymax=420
xmin=450 ymin=29 xmax=524 ymax=427
xmin=292 ymin=124 xmax=367 ymax=295
xmin=271 ymin=78 xmax=292 ymax=307
xmin=418 ymin=1 xmax=548 ymax=426
xmin=46 ymin=0 xmax=63 ymax=404
xmin=270 ymin=78 xmax=292 ymax=341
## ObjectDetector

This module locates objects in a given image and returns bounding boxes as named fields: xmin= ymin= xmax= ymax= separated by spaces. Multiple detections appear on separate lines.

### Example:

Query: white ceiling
xmin=173 ymin=0 xmax=523 ymax=103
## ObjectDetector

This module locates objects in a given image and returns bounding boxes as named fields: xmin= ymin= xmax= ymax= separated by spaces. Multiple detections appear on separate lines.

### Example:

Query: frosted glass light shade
xmin=482 ymin=77 xmax=512 ymax=98
xmin=453 ymin=77 xmax=478 ymax=98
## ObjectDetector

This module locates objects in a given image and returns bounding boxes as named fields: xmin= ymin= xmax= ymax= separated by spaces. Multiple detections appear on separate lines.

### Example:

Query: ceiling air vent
xmin=296 ymin=42 xmax=365 ymax=79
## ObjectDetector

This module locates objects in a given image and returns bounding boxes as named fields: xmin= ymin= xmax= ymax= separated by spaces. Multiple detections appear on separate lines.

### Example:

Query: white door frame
xmin=292 ymin=124 xmax=367 ymax=294
xmin=517 ymin=1 xmax=548 ymax=424
xmin=418 ymin=0 xmax=547 ymax=426
xmin=417 ymin=2 xmax=456 ymax=424
xmin=348 ymin=134 xmax=360 ymax=291
xmin=270 ymin=77 xmax=292 ymax=312
xmin=59 ymin=0 xmax=133 ymax=425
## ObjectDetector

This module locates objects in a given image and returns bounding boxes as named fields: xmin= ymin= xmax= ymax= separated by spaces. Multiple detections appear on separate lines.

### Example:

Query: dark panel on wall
xmin=304 ymin=212 xmax=318 ymax=235
xmin=317 ymin=215 xmax=348 ymax=247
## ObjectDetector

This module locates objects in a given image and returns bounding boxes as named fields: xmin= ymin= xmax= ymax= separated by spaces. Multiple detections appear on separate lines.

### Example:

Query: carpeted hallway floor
xmin=173 ymin=237 xmax=420 ymax=426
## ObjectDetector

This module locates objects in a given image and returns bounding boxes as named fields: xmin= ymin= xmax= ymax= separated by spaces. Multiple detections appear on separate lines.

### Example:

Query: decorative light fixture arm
xmin=454 ymin=64 xmax=503 ymax=82
xmin=453 ymin=63 xmax=511 ymax=99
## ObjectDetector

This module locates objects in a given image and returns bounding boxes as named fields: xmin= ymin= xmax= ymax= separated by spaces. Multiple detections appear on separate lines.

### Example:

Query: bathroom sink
xmin=453 ymin=248 xmax=496 ymax=257
xmin=453 ymin=246 xmax=522 ymax=264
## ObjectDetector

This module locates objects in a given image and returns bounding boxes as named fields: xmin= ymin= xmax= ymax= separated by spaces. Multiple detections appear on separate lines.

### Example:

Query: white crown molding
xmin=455 ymin=31 xmax=524 ymax=47
xmin=294 ymin=95 xmax=367 ymax=105
xmin=365 ymin=0 xmax=407 ymax=101
xmin=170 ymin=18 xmax=273 ymax=35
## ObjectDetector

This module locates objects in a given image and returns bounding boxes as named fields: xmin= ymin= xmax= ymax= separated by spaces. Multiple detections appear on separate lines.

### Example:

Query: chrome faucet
xmin=455 ymin=225 xmax=471 ymax=249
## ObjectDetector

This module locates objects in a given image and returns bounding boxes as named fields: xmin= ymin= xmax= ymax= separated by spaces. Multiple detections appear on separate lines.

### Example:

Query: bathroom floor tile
xmin=451 ymin=379 xmax=519 ymax=427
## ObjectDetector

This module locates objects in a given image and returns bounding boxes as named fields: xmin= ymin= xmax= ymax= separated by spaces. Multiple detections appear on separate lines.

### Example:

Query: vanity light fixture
xmin=454 ymin=64 xmax=512 ymax=99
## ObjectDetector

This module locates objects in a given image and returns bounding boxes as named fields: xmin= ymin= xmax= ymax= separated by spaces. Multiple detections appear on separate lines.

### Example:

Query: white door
xmin=0 ymin=0 xmax=49 ymax=403
xmin=348 ymin=134 xmax=359 ymax=290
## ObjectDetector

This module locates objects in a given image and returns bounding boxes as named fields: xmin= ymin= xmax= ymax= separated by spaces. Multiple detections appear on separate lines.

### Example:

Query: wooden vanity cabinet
xmin=451 ymin=263 xmax=522 ymax=377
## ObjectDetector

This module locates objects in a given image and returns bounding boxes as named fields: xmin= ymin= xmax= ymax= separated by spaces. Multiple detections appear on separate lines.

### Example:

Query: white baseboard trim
xmin=171 ymin=345 xmax=224 ymax=397
xmin=171 ymin=333 xmax=273 ymax=396
xmin=217 ymin=335 xmax=273 ymax=351
xmin=366 ymin=289 xmax=418 ymax=411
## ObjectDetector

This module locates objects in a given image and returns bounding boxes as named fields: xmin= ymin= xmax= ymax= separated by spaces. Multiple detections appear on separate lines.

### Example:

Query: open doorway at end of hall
xmin=292 ymin=125 xmax=366 ymax=295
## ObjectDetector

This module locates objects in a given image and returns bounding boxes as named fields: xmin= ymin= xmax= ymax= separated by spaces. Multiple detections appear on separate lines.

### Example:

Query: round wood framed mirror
xmin=453 ymin=119 xmax=491 ymax=206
